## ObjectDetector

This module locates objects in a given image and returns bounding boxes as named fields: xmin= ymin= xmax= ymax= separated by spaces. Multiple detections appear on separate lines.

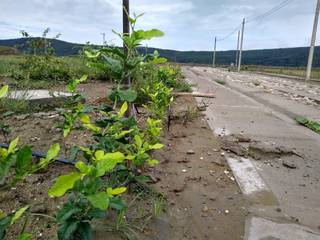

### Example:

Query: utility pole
xmin=213 ymin=37 xmax=217 ymax=67
xmin=123 ymin=0 xmax=130 ymax=57
xmin=235 ymin=30 xmax=240 ymax=68
xmin=122 ymin=0 xmax=131 ymax=117
xmin=306 ymin=0 xmax=320 ymax=81
xmin=101 ymin=33 xmax=106 ymax=46
xmin=238 ymin=18 xmax=246 ymax=72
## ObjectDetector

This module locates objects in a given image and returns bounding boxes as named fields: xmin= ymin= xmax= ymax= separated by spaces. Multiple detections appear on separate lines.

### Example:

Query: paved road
xmin=182 ymin=66 xmax=320 ymax=240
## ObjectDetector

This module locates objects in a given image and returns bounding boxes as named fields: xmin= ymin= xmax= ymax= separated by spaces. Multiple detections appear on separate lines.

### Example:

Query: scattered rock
xmin=177 ymin=158 xmax=190 ymax=163
xmin=211 ymin=158 xmax=225 ymax=166
xmin=202 ymin=206 xmax=209 ymax=213
xmin=222 ymin=141 xmax=247 ymax=156
xmin=172 ymin=183 xmax=186 ymax=193
xmin=275 ymin=208 xmax=282 ymax=212
xmin=233 ymin=134 xmax=251 ymax=143
xmin=187 ymin=150 xmax=195 ymax=155
xmin=30 ymin=137 xmax=40 ymax=142
xmin=282 ymin=161 xmax=297 ymax=169
xmin=15 ymin=114 xmax=29 ymax=120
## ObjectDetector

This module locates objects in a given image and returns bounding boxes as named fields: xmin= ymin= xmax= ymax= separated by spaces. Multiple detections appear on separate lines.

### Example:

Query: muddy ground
xmin=0 ymin=82 xmax=248 ymax=240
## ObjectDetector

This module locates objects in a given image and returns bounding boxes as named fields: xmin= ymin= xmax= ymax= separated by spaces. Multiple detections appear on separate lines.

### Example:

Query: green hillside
xmin=0 ymin=38 xmax=318 ymax=67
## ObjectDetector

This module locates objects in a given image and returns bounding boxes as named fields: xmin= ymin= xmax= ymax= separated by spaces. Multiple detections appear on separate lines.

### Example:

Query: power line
xmin=247 ymin=0 xmax=294 ymax=23
xmin=217 ymin=25 xmax=241 ymax=41
xmin=216 ymin=0 xmax=295 ymax=42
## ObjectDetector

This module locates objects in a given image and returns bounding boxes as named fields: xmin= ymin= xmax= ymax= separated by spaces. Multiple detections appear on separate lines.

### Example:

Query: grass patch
xmin=295 ymin=116 xmax=320 ymax=134
xmin=0 ymin=97 xmax=31 ymax=114
xmin=0 ymin=55 xmax=24 ymax=77
xmin=0 ymin=55 xmax=108 ymax=89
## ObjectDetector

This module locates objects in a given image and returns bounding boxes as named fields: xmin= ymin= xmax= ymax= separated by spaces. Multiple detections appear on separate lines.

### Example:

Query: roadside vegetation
xmin=0 ymin=12 xmax=193 ymax=240
xmin=296 ymin=116 xmax=320 ymax=134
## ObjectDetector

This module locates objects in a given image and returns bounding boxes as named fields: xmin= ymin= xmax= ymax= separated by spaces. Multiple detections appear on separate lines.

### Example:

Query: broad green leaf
xmin=87 ymin=192 xmax=109 ymax=210
xmin=94 ymin=150 xmax=105 ymax=161
xmin=152 ymin=57 xmax=167 ymax=65
xmin=16 ymin=146 xmax=32 ymax=172
xmin=115 ymin=129 xmax=134 ymax=139
xmin=96 ymin=152 xmax=125 ymax=177
xmin=77 ymin=75 xmax=88 ymax=84
xmin=129 ymin=17 xmax=135 ymax=24
xmin=79 ymin=114 xmax=90 ymax=124
xmin=134 ymin=29 xmax=164 ymax=41
xmin=0 ymin=210 xmax=5 ymax=219
xmin=101 ymin=55 xmax=122 ymax=72
xmin=118 ymin=89 xmax=137 ymax=102
xmin=75 ymin=161 xmax=89 ymax=174
xmin=48 ymin=172 xmax=82 ymax=197
xmin=0 ymin=85 xmax=8 ymax=98
xmin=8 ymin=137 xmax=19 ymax=154
xmin=84 ymin=50 xmax=100 ymax=58
xmin=46 ymin=143 xmax=60 ymax=161
xmin=84 ymin=123 xmax=101 ymax=133
xmin=11 ymin=206 xmax=29 ymax=225
xmin=118 ymin=102 xmax=128 ymax=118
xmin=147 ymin=159 xmax=159 ymax=166
xmin=134 ymin=135 xmax=142 ymax=149
xmin=63 ymin=128 xmax=71 ymax=138
xmin=149 ymin=143 xmax=164 ymax=150
xmin=107 ymin=187 xmax=127 ymax=196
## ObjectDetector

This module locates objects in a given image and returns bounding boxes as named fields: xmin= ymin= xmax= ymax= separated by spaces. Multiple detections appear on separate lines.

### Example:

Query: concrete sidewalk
xmin=183 ymin=66 xmax=320 ymax=240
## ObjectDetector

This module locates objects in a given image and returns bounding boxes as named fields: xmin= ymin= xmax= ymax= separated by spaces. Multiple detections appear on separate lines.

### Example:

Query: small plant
xmin=145 ymin=118 xmax=162 ymax=144
xmin=0 ymin=138 xmax=60 ymax=187
xmin=85 ymin=12 xmax=165 ymax=107
xmin=0 ymin=86 xmax=60 ymax=239
xmin=0 ymin=206 xmax=31 ymax=240
xmin=153 ymin=196 xmax=165 ymax=218
xmin=49 ymin=149 xmax=128 ymax=239
xmin=215 ymin=79 xmax=226 ymax=85
xmin=296 ymin=116 xmax=320 ymax=134
xmin=158 ymin=65 xmax=191 ymax=92
xmin=0 ymin=86 xmax=11 ymax=139
xmin=181 ymin=105 xmax=201 ymax=125
xmin=142 ymin=81 xmax=173 ymax=120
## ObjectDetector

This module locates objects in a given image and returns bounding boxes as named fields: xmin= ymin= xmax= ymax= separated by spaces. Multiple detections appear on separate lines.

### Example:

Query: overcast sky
xmin=0 ymin=0 xmax=318 ymax=51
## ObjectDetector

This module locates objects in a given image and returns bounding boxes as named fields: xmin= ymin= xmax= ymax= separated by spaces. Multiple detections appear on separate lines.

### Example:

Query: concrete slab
xmin=6 ymin=90 xmax=73 ymax=105
xmin=245 ymin=217 xmax=320 ymax=240
xmin=226 ymin=157 xmax=268 ymax=195
xmin=183 ymin=66 xmax=320 ymax=232
xmin=7 ymin=90 xmax=73 ymax=100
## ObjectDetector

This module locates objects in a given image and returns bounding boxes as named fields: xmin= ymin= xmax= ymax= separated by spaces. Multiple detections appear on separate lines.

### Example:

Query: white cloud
xmin=0 ymin=0 xmax=318 ymax=50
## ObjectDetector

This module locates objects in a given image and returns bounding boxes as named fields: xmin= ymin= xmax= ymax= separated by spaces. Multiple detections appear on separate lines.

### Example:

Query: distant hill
xmin=0 ymin=38 xmax=319 ymax=67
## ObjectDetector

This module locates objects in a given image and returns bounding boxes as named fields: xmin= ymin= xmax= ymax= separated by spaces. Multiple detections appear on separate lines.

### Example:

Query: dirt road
xmin=182 ymin=66 xmax=320 ymax=240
